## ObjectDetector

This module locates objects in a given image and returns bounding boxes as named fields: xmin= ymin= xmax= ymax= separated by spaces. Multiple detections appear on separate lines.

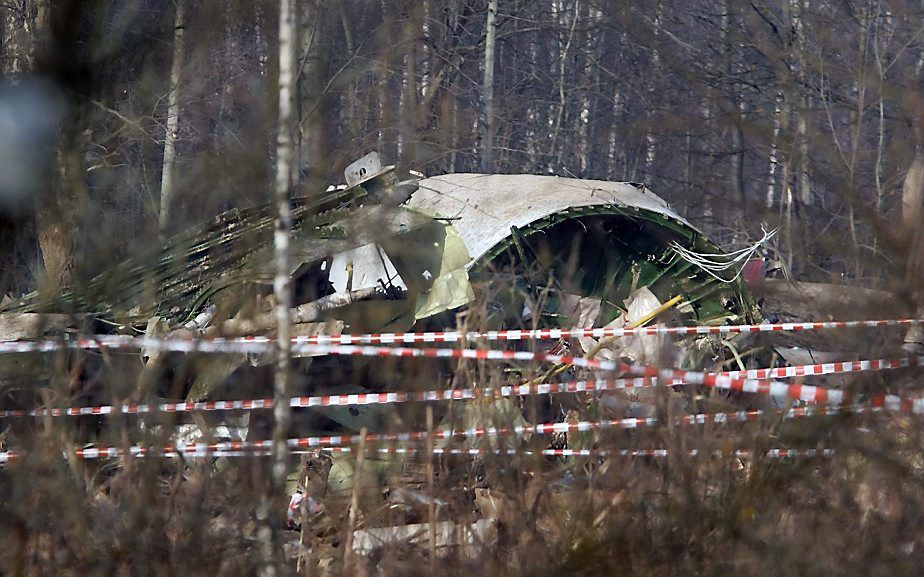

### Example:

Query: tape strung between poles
xmin=315 ymin=447 xmax=836 ymax=459
xmin=0 ymin=404 xmax=879 ymax=463
xmin=0 ymin=446 xmax=835 ymax=461
xmin=0 ymin=341 xmax=919 ymax=413
xmin=0 ymin=318 xmax=919 ymax=353
xmin=2 ymin=355 xmax=922 ymax=419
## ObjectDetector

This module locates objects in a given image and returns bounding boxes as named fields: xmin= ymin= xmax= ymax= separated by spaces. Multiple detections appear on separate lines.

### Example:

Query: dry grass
xmin=2 ymin=331 xmax=924 ymax=576
xmin=1 ymin=263 xmax=922 ymax=577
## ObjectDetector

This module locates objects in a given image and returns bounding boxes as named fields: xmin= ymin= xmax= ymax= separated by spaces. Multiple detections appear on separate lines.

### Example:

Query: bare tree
xmin=791 ymin=0 xmax=812 ymax=206
xmin=766 ymin=91 xmax=783 ymax=209
xmin=256 ymin=0 xmax=296 ymax=574
xmin=159 ymin=0 xmax=185 ymax=233
xmin=274 ymin=0 xmax=296 ymax=491
xmin=480 ymin=0 xmax=497 ymax=173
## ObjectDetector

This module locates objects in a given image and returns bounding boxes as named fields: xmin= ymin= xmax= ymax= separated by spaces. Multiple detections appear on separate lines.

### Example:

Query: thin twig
xmin=342 ymin=427 xmax=367 ymax=572
xmin=427 ymin=406 xmax=437 ymax=569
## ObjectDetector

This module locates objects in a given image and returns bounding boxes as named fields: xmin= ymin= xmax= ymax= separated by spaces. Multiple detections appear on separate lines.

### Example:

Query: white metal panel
xmin=328 ymin=243 xmax=406 ymax=292
xmin=409 ymin=174 xmax=694 ymax=266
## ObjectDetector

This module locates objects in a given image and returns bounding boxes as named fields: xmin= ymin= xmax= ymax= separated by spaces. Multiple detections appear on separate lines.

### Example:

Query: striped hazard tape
xmin=0 ymin=405 xmax=874 ymax=463
xmin=722 ymin=357 xmax=922 ymax=380
xmin=0 ymin=446 xmax=836 ymax=461
xmin=315 ymin=447 xmax=836 ymax=459
xmin=0 ymin=318 xmax=918 ymax=353
xmin=2 ymin=355 xmax=921 ymax=419
xmin=0 ymin=377 xmax=662 ymax=418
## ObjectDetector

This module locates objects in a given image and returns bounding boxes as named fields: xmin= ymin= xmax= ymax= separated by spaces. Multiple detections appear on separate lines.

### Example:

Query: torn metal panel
xmin=351 ymin=519 xmax=497 ymax=557
xmin=344 ymin=151 xmax=392 ymax=187
xmin=409 ymin=174 xmax=694 ymax=268
xmin=412 ymin=225 xmax=474 ymax=319
xmin=404 ymin=173 xmax=759 ymax=327
xmin=329 ymin=244 xmax=405 ymax=293
xmin=330 ymin=216 xmax=475 ymax=320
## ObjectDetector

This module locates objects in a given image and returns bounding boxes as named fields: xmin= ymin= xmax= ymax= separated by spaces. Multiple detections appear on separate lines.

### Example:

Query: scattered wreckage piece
xmin=0 ymin=160 xmax=761 ymax=349
xmin=361 ymin=172 xmax=764 ymax=331
xmin=0 ymin=155 xmax=775 ymax=460
xmin=350 ymin=518 xmax=498 ymax=558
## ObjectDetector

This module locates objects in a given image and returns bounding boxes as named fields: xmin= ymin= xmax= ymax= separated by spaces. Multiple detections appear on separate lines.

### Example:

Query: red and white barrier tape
xmin=0 ymin=446 xmax=836 ymax=462
xmin=0 ymin=318 xmax=918 ymax=353
xmin=3 ymin=355 xmax=922 ymax=419
xmin=276 ymin=347 xmax=921 ymax=410
xmin=723 ymin=357 xmax=922 ymax=380
xmin=316 ymin=447 xmax=836 ymax=459
xmin=0 ymin=377 xmax=661 ymax=418
xmin=0 ymin=405 xmax=871 ymax=463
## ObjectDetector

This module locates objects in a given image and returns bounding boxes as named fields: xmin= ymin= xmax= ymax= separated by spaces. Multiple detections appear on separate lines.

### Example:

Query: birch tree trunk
xmin=792 ymin=0 xmax=812 ymax=206
xmin=480 ymin=0 xmax=497 ymax=173
xmin=641 ymin=0 xmax=662 ymax=185
xmin=766 ymin=92 xmax=783 ymax=208
xmin=272 ymin=0 xmax=296 ymax=523
xmin=257 ymin=0 xmax=295 ymax=574
xmin=159 ymin=0 xmax=185 ymax=233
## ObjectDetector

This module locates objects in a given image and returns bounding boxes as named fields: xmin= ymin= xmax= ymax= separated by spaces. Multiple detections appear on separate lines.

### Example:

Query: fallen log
xmin=0 ymin=313 xmax=75 ymax=341
xmin=761 ymin=280 xmax=903 ymax=321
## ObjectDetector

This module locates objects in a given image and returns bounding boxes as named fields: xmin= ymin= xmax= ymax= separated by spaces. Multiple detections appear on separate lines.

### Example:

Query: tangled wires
xmin=669 ymin=227 xmax=778 ymax=283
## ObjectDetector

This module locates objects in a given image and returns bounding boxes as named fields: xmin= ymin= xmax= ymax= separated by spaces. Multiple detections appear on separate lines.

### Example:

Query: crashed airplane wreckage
xmin=0 ymin=153 xmax=763 ymax=410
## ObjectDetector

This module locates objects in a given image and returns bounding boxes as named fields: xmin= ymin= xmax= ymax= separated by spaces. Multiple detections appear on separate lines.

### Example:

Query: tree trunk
xmin=254 ymin=0 xmax=268 ymax=78
xmin=26 ymin=0 xmax=77 ymax=292
xmin=297 ymin=0 xmax=334 ymax=191
xmin=399 ymin=2 xmax=422 ymax=167
xmin=901 ymin=143 xmax=924 ymax=350
xmin=549 ymin=0 xmax=580 ymax=168
xmin=902 ymin=146 xmax=924 ymax=232
xmin=641 ymin=0 xmax=662 ymax=185
xmin=257 ymin=0 xmax=296 ymax=574
xmin=792 ymin=0 xmax=812 ymax=206
xmin=272 ymin=0 xmax=296 ymax=514
xmin=0 ymin=2 xmax=15 ymax=76
xmin=480 ymin=0 xmax=497 ymax=173
xmin=377 ymin=3 xmax=400 ymax=162
xmin=36 ymin=143 xmax=77 ymax=290
xmin=731 ymin=111 xmax=745 ymax=205
xmin=766 ymin=92 xmax=783 ymax=208
xmin=721 ymin=0 xmax=745 ymax=206
xmin=159 ymin=0 xmax=185 ymax=233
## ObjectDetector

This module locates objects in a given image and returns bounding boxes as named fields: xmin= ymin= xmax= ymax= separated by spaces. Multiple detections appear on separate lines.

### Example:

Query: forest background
xmin=3 ymin=0 xmax=924 ymax=298
xmin=3 ymin=1 xmax=924 ymax=575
